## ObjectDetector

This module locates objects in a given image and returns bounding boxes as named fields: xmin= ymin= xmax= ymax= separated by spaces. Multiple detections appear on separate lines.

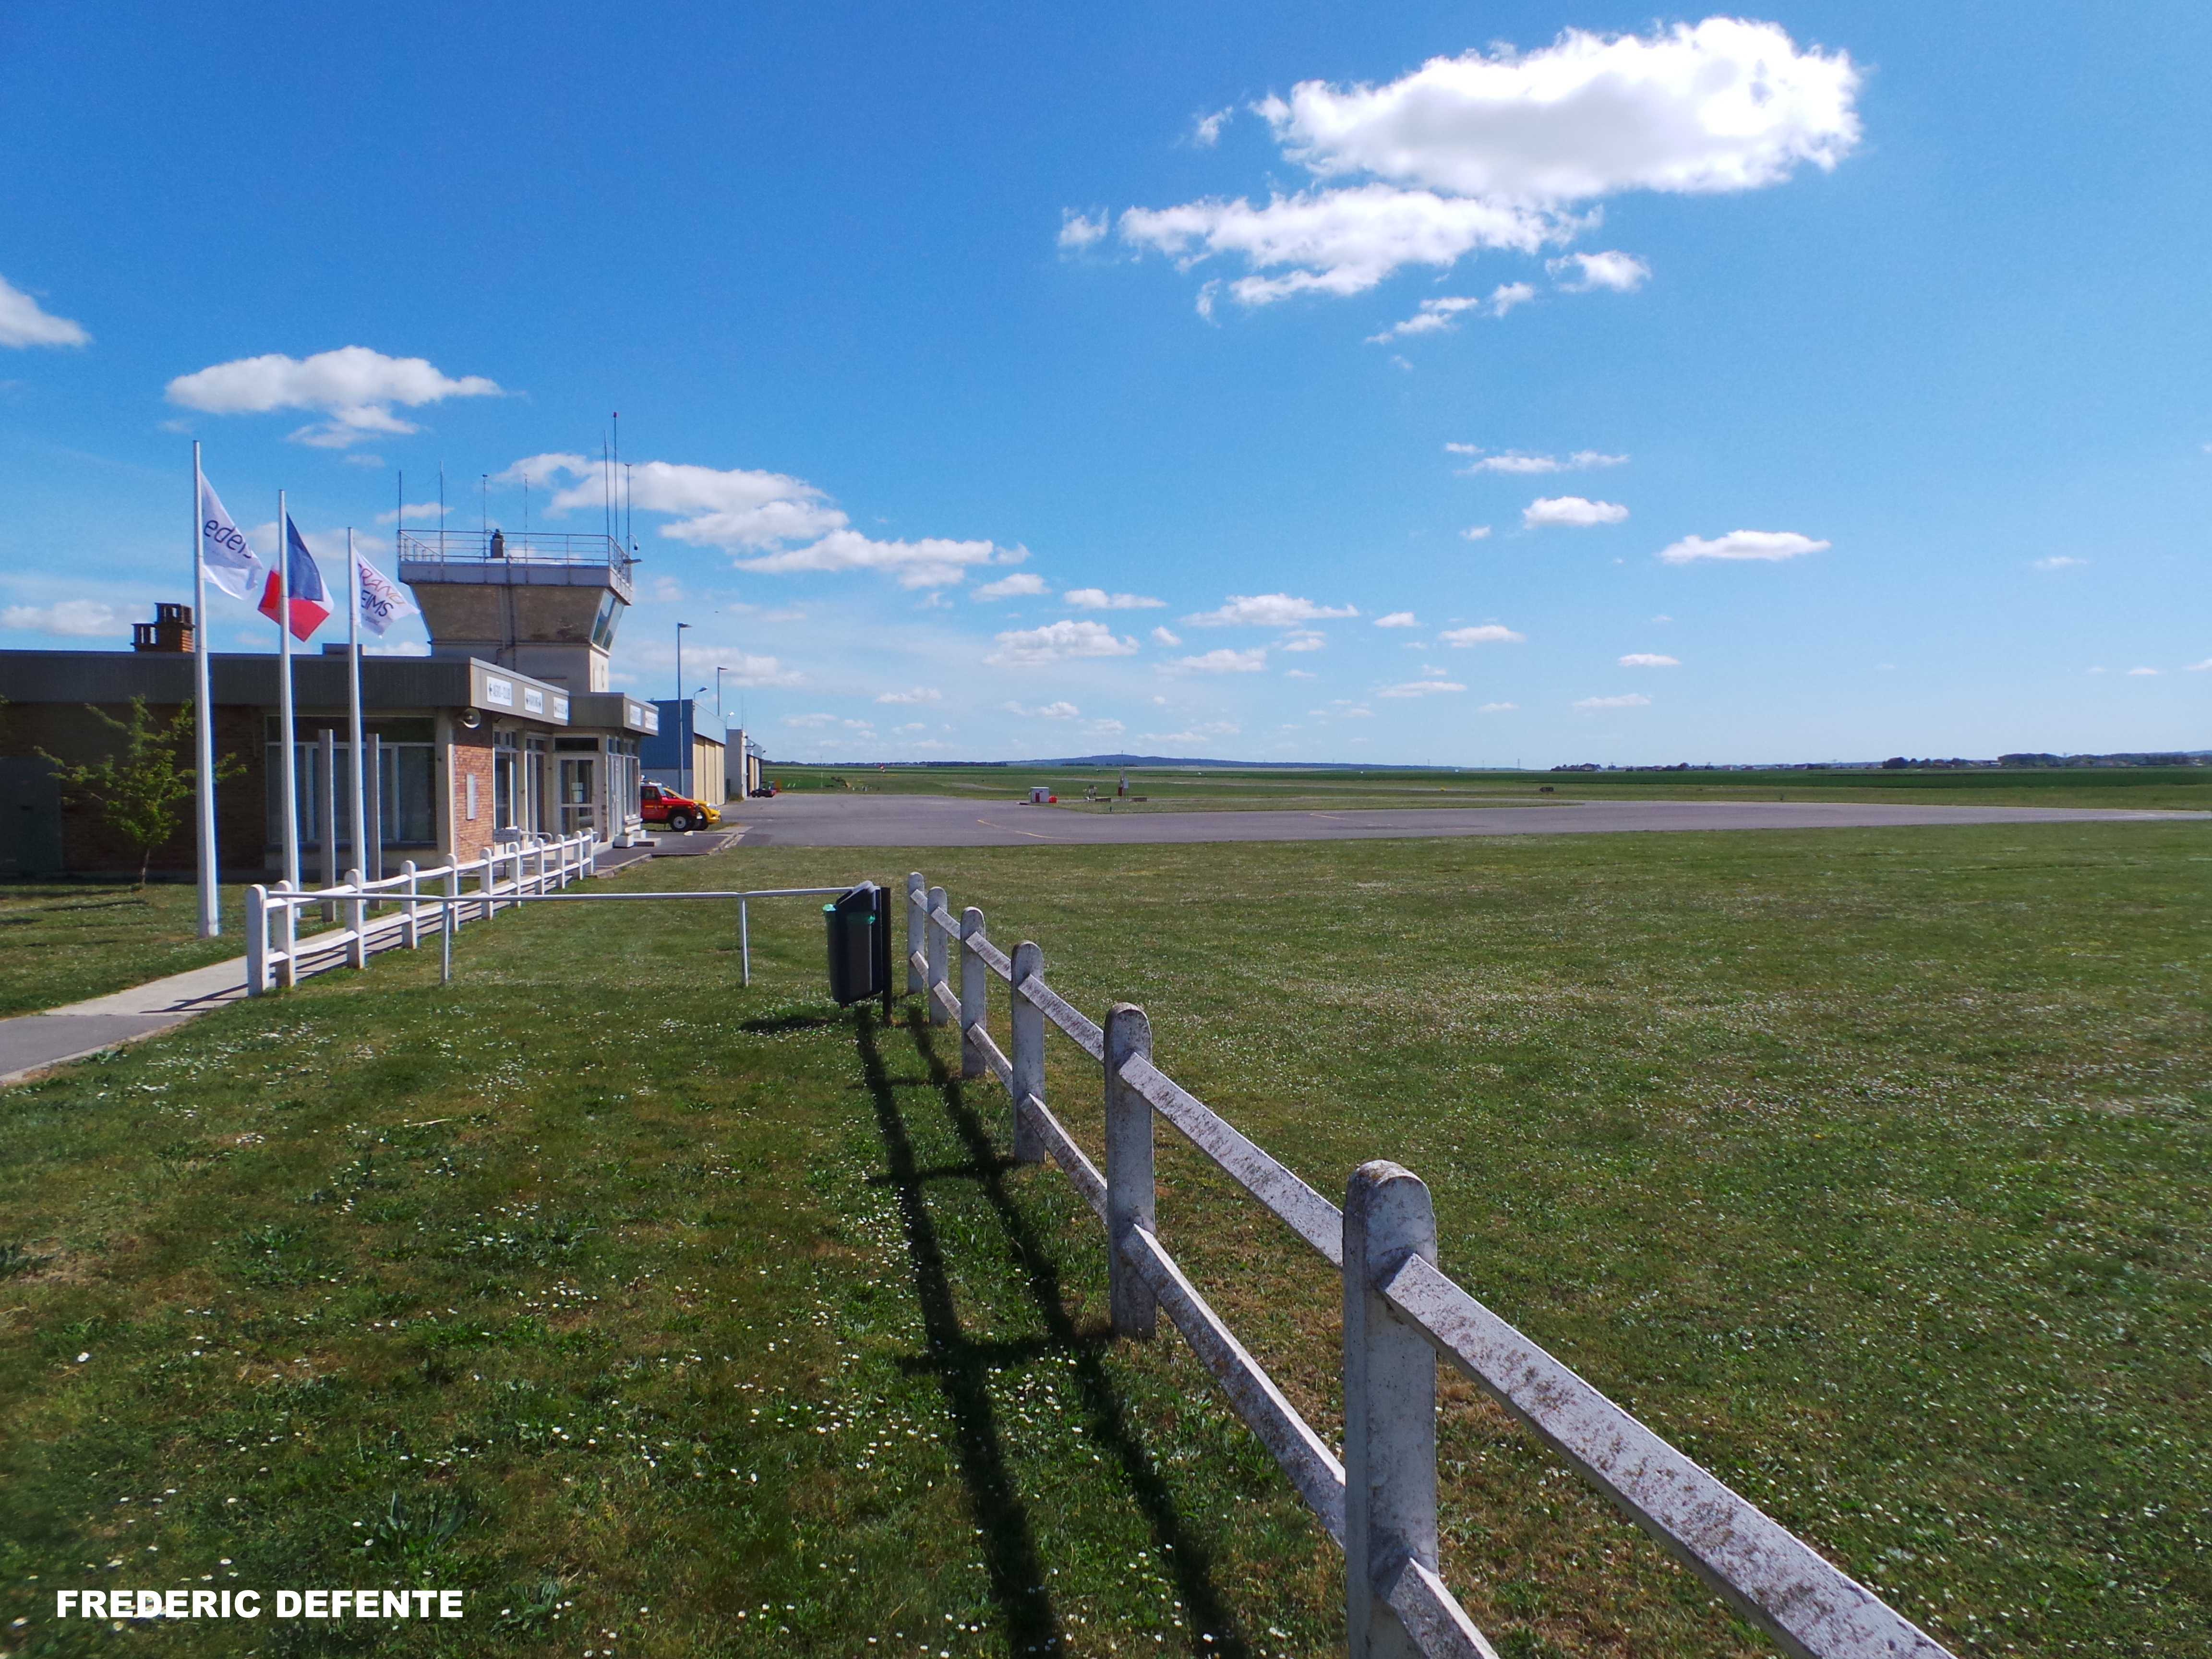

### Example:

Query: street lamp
xmin=675 ymin=622 xmax=692 ymax=802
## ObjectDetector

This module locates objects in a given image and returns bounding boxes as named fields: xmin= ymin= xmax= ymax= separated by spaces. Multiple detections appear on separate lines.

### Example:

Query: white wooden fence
xmin=243 ymin=829 xmax=598 ymax=995
xmin=905 ymin=871 xmax=1955 ymax=1659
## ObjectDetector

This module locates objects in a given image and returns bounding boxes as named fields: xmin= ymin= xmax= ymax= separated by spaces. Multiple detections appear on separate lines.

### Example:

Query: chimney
xmin=131 ymin=602 xmax=194 ymax=653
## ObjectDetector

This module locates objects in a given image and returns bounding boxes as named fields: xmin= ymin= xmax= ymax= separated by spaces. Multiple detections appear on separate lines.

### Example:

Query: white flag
xmin=199 ymin=476 xmax=265 ymax=601
xmin=354 ymin=549 xmax=417 ymax=637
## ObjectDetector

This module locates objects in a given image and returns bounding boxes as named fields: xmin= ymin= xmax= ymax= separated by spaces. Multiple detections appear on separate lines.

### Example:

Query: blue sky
xmin=2 ymin=1 xmax=2207 ymax=765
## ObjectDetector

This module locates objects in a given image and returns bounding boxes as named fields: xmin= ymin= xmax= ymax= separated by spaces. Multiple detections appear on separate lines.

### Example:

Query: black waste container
xmin=825 ymin=883 xmax=890 ymax=1007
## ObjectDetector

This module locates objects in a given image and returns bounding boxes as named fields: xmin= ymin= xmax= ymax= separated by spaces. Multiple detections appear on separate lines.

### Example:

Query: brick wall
xmin=0 ymin=700 xmax=270 ymax=878
xmin=447 ymin=727 xmax=497 ymax=864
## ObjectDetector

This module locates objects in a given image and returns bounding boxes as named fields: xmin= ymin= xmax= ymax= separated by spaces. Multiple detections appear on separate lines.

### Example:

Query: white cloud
xmin=1192 ymin=108 xmax=1234 ymax=146
xmin=1138 ymin=721 xmax=1242 ymax=743
xmin=1549 ymin=250 xmax=1650 ymax=292
xmin=2126 ymin=667 xmax=2160 ymax=677
xmin=537 ymin=455 xmax=1022 ymax=589
xmin=1280 ymin=630 xmax=1326 ymax=652
xmin=1150 ymin=625 xmax=1183 ymax=647
xmin=1439 ymin=624 xmax=1526 ymax=646
xmin=1619 ymin=652 xmax=1680 ymax=667
xmin=1659 ymin=529 xmax=1828 ymax=563
xmin=1005 ymin=700 xmax=1082 ymax=719
xmin=2 ymin=599 xmax=124 ymax=636
xmin=1085 ymin=718 xmax=1127 ymax=737
xmin=1448 ymin=445 xmax=1626 ymax=474
xmin=1165 ymin=648 xmax=1269 ymax=673
xmin=1478 ymin=701 xmax=1517 ymax=712
xmin=1185 ymin=592 xmax=1358 ymax=626
xmin=165 ymin=346 xmax=501 ymax=448
xmin=2032 ymin=555 xmax=2086 ymax=571
xmin=1366 ymin=282 xmax=1535 ymax=341
xmin=1524 ymin=495 xmax=1628 ymax=528
xmin=785 ymin=712 xmax=840 ymax=728
xmin=1126 ymin=185 xmax=1559 ymax=309
xmin=1460 ymin=525 xmax=1492 ymax=541
xmin=1065 ymin=587 xmax=1166 ymax=609
xmin=975 ymin=572 xmax=1049 ymax=600
xmin=1285 ymin=669 xmax=1319 ymax=679
xmin=1377 ymin=679 xmax=1466 ymax=697
xmin=0 ymin=274 xmax=89 ymax=348
xmin=374 ymin=500 xmax=444 ymax=525
xmin=1113 ymin=20 xmax=1858 ymax=309
xmin=736 ymin=529 xmax=1017 ymax=589
xmin=876 ymin=687 xmax=943 ymax=704
xmin=2184 ymin=659 xmax=2212 ymax=672
xmin=1650 ymin=613 xmax=1673 ymax=623
xmin=985 ymin=619 xmax=1141 ymax=667
xmin=1058 ymin=210 xmax=1109 ymax=249
xmin=363 ymin=639 xmax=431 ymax=657
xmin=1374 ymin=612 xmax=1419 ymax=627
xmin=1573 ymin=692 xmax=1652 ymax=709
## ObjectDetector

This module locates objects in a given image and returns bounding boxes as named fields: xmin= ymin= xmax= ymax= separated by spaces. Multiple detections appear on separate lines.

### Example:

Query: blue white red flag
xmin=198 ymin=476 xmax=265 ymax=602
xmin=258 ymin=517 xmax=331 ymax=641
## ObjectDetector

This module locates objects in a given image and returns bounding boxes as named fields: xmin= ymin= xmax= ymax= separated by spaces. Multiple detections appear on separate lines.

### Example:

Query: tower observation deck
xmin=397 ymin=530 xmax=636 ymax=693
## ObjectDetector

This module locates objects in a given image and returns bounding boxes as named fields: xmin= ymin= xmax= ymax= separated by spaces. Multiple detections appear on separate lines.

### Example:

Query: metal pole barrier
xmin=1010 ymin=940 xmax=1045 ymax=1163
xmin=276 ymin=879 xmax=298 ymax=988
xmin=960 ymin=906 xmax=987 ymax=1079
xmin=245 ymin=884 xmax=267 ymax=996
xmin=402 ymin=860 xmax=419 ymax=949
xmin=345 ymin=869 xmax=367 ymax=968
xmin=1344 ymin=1161 xmax=1441 ymax=1659
xmin=906 ymin=871 xmax=925 ymax=996
xmin=740 ymin=898 xmax=751 ymax=987
xmin=1104 ymin=1003 xmax=1157 ymax=1339
xmin=925 ymin=885 xmax=949 ymax=1025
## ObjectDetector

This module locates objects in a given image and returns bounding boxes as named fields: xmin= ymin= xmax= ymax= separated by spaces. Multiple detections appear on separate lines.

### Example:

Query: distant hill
xmin=1020 ymin=754 xmax=1407 ymax=769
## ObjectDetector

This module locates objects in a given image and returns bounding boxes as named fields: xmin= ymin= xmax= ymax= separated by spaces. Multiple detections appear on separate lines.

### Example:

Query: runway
xmin=730 ymin=793 xmax=2206 ymax=848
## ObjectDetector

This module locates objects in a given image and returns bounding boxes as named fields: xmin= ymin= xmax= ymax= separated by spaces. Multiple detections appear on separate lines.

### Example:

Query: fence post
xmin=1009 ymin=941 xmax=1045 ymax=1163
xmin=445 ymin=862 xmax=462 ymax=931
xmin=1344 ymin=1161 xmax=1440 ymax=1659
xmin=1104 ymin=1003 xmax=1157 ymax=1339
xmin=245 ymin=884 xmax=267 ymax=996
xmin=402 ymin=860 xmax=420 ymax=949
xmin=275 ymin=879 xmax=298 ymax=987
xmin=346 ymin=869 xmax=367 ymax=968
xmin=926 ymin=884 xmax=950 ymax=1025
xmin=906 ymin=871 xmax=926 ymax=996
xmin=960 ymin=906 xmax=987 ymax=1079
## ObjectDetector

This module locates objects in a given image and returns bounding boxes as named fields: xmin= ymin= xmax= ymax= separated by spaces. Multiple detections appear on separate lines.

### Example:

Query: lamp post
xmin=675 ymin=622 xmax=692 ymax=802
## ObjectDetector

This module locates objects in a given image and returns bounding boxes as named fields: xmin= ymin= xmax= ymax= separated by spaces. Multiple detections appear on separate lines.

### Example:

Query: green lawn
xmin=1 ymin=822 xmax=2206 ymax=1657
xmin=764 ymin=761 xmax=2212 ymax=813
xmin=0 ymin=884 xmax=254 ymax=1017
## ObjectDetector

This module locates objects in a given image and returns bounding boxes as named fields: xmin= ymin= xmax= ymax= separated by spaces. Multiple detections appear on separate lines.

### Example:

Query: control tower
xmin=397 ymin=529 xmax=636 ymax=692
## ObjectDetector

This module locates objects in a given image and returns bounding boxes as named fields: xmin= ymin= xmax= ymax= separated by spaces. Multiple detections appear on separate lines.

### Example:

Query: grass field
xmin=761 ymin=761 xmax=2212 ymax=814
xmin=0 ymin=885 xmax=255 ymax=1018
xmin=1 ymin=822 xmax=2206 ymax=1657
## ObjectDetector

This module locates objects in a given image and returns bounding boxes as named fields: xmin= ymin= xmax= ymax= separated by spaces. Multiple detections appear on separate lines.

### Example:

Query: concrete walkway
xmin=735 ymin=793 xmax=2208 ymax=847
xmin=0 ymin=954 xmax=256 ymax=1087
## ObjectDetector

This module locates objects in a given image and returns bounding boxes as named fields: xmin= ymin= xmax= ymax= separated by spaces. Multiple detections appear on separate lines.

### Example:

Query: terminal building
xmin=0 ymin=530 xmax=697 ymax=880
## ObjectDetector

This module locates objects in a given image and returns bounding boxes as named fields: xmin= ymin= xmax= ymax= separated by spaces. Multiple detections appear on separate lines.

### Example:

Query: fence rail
xmin=902 ymin=870 xmax=1955 ymax=1659
xmin=245 ymin=829 xmax=601 ymax=995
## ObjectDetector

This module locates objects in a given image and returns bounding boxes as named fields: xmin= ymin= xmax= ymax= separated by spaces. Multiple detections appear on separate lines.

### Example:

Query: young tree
xmin=38 ymin=697 xmax=240 ymax=890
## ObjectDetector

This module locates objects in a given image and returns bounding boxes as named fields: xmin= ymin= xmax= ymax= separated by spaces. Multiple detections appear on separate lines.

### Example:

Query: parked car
xmin=749 ymin=785 xmax=778 ymax=798
xmin=639 ymin=783 xmax=721 ymax=833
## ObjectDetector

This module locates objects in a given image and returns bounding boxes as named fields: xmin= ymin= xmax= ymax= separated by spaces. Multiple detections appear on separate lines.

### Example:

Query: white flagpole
xmin=347 ymin=528 xmax=367 ymax=890
xmin=277 ymin=491 xmax=301 ymax=888
xmin=192 ymin=442 xmax=221 ymax=937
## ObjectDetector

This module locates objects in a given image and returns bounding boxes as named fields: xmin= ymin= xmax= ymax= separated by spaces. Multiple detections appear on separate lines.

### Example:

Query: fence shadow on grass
xmin=850 ymin=1003 xmax=1248 ymax=1659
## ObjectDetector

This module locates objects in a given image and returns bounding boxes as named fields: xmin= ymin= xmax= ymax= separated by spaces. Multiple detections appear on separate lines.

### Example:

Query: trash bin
xmin=825 ymin=883 xmax=890 ymax=1007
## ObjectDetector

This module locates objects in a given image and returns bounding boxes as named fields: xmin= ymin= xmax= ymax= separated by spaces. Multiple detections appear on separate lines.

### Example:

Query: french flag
xmin=258 ymin=516 xmax=331 ymax=641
